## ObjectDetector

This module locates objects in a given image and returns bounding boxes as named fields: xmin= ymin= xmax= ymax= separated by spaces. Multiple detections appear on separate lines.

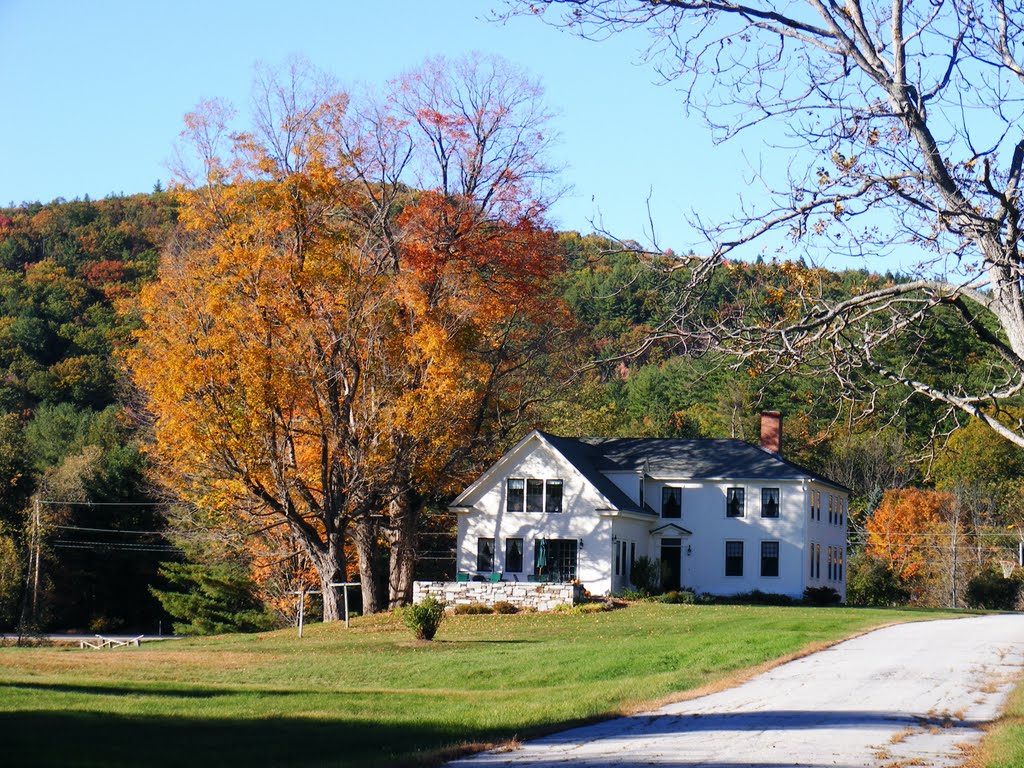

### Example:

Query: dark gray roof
xmin=539 ymin=432 xmax=847 ymax=512
xmin=540 ymin=432 xmax=652 ymax=515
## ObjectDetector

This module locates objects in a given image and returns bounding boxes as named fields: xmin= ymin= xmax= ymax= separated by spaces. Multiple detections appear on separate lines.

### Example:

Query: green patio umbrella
xmin=536 ymin=538 xmax=547 ymax=578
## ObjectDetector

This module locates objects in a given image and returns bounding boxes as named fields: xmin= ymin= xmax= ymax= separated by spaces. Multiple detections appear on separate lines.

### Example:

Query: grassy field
xmin=974 ymin=680 xmax=1024 ymax=768
xmin=0 ymin=604 xmax=957 ymax=767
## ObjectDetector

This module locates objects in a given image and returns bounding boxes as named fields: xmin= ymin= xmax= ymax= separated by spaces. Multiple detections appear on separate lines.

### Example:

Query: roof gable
xmin=449 ymin=430 xmax=646 ymax=512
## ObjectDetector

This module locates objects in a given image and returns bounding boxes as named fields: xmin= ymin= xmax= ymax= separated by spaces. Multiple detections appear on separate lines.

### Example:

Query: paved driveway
xmin=449 ymin=614 xmax=1024 ymax=768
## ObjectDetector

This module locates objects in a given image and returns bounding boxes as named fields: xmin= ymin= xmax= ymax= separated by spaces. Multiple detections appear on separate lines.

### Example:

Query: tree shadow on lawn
xmin=3 ymin=681 xmax=298 ymax=699
xmin=0 ymin=709 xmax=501 ymax=768
xmin=0 ymin=707 xmax=988 ymax=768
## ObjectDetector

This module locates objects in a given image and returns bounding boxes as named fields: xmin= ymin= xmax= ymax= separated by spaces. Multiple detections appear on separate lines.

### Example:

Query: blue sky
xmin=1 ymin=1 xmax=783 ymax=256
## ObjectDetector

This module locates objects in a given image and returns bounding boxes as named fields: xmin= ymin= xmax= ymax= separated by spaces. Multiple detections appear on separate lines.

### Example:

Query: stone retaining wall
xmin=412 ymin=580 xmax=584 ymax=612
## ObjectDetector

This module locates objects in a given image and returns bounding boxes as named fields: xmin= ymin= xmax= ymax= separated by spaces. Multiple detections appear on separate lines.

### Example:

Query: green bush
xmin=802 ymin=586 xmax=842 ymax=606
xmin=658 ymin=589 xmax=696 ymax=604
xmin=451 ymin=602 xmax=492 ymax=615
xmin=404 ymin=597 xmax=446 ymax=640
xmin=492 ymin=601 xmax=518 ymax=614
xmin=699 ymin=590 xmax=796 ymax=606
xmin=629 ymin=556 xmax=666 ymax=595
xmin=149 ymin=562 xmax=280 ymax=636
xmin=966 ymin=569 xmax=1020 ymax=610
xmin=845 ymin=552 xmax=910 ymax=606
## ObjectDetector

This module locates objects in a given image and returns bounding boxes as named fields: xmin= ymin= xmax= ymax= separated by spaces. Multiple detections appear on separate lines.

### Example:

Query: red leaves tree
xmin=132 ymin=56 xmax=568 ymax=618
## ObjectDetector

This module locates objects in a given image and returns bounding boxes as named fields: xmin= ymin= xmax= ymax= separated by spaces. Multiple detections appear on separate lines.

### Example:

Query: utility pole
xmin=31 ymin=496 xmax=41 ymax=622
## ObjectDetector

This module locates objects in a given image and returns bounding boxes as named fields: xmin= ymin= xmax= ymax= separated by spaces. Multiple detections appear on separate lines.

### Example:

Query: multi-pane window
xmin=761 ymin=488 xmax=780 ymax=518
xmin=838 ymin=548 xmax=844 ymax=580
xmin=828 ymin=495 xmax=834 ymax=524
xmin=815 ymin=543 xmax=821 ymax=579
xmin=545 ymin=480 xmax=563 ymax=514
xmin=614 ymin=540 xmax=631 ymax=578
xmin=505 ymin=538 xmax=524 ymax=572
xmin=726 ymin=487 xmax=745 ymax=518
xmin=526 ymin=479 xmax=544 ymax=512
xmin=477 ymin=537 xmax=495 ymax=572
xmin=761 ymin=541 xmax=780 ymax=577
xmin=828 ymin=545 xmax=834 ymax=580
xmin=662 ymin=487 xmax=682 ymax=518
xmin=506 ymin=479 xmax=525 ymax=512
xmin=725 ymin=540 xmax=744 ymax=576
xmin=535 ymin=538 xmax=578 ymax=582
xmin=507 ymin=478 xmax=563 ymax=513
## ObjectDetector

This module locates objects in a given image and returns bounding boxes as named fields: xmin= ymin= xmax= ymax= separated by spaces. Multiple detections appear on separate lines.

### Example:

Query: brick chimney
xmin=760 ymin=411 xmax=782 ymax=455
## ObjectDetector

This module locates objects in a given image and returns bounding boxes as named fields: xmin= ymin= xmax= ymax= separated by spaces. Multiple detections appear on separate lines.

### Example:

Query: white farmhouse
xmin=450 ymin=412 xmax=849 ymax=600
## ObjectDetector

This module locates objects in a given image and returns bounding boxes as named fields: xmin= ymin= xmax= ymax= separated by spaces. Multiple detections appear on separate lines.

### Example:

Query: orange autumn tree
xmin=865 ymin=488 xmax=957 ymax=582
xmin=132 ymin=57 xmax=567 ymax=618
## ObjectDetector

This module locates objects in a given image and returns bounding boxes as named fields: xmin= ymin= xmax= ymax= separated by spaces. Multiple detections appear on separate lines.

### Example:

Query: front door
xmin=660 ymin=538 xmax=682 ymax=591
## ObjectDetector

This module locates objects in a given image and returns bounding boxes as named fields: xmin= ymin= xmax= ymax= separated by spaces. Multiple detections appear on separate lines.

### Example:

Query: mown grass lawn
xmin=975 ymin=679 xmax=1024 ymax=768
xmin=0 ymin=604 xmax=956 ymax=767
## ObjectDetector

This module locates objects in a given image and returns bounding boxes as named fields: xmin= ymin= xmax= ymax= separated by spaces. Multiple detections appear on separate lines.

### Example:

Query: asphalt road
xmin=449 ymin=614 xmax=1024 ymax=768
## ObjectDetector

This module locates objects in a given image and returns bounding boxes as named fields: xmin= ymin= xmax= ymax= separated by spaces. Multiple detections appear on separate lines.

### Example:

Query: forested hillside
xmin=0 ymin=194 xmax=177 ymax=633
xmin=0 ymin=193 xmax=1019 ymax=633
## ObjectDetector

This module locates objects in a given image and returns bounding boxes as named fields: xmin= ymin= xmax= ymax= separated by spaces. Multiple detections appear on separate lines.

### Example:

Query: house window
xmin=815 ymin=543 xmax=821 ymax=579
xmin=615 ymin=540 xmax=622 ymax=576
xmin=838 ymin=547 xmax=844 ymax=580
xmin=526 ymin=479 xmax=544 ymax=512
xmin=761 ymin=488 xmax=780 ymax=518
xmin=725 ymin=540 xmax=744 ymax=576
xmin=630 ymin=542 xmax=636 ymax=573
xmin=726 ymin=487 xmax=745 ymax=518
xmin=477 ymin=537 xmax=495 ymax=572
xmin=761 ymin=541 xmax=779 ymax=577
xmin=545 ymin=480 xmax=563 ymax=513
xmin=662 ymin=487 xmax=682 ymax=518
xmin=506 ymin=479 xmax=525 ymax=512
xmin=535 ymin=538 xmax=577 ymax=582
xmin=505 ymin=538 xmax=524 ymax=573
xmin=827 ymin=545 xmax=833 ymax=580
xmin=828 ymin=495 xmax=834 ymax=524
xmin=508 ymin=477 xmax=563 ymax=513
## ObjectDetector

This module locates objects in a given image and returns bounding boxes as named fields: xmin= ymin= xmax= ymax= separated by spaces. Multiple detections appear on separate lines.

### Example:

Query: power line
xmin=38 ymin=499 xmax=168 ymax=506
xmin=52 ymin=542 xmax=179 ymax=553
xmin=53 ymin=524 xmax=169 ymax=536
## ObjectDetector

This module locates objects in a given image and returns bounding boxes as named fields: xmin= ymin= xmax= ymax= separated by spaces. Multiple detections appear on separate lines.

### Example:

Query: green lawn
xmin=0 ymin=604 xmax=955 ymax=767
xmin=976 ymin=679 xmax=1024 ymax=768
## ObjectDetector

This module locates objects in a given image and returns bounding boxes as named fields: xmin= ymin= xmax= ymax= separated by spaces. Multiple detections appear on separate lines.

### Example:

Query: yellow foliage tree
xmin=866 ymin=488 xmax=956 ymax=582
xmin=132 ymin=57 xmax=566 ymax=618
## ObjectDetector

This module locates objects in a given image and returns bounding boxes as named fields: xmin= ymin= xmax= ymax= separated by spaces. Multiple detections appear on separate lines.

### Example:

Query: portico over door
xmin=650 ymin=522 xmax=692 ymax=592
